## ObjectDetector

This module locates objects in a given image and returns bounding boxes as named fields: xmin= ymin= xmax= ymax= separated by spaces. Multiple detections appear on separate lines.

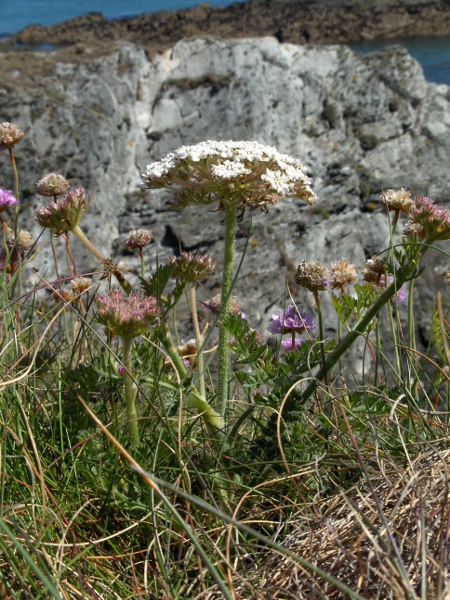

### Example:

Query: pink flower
xmin=96 ymin=290 xmax=162 ymax=340
xmin=268 ymin=305 xmax=315 ymax=335
xmin=281 ymin=338 xmax=303 ymax=351
xmin=0 ymin=189 xmax=18 ymax=214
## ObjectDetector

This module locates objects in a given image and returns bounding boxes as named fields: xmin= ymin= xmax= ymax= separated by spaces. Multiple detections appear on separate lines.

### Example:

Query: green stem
xmin=8 ymin=149 xmax=19 ymax=237
xmin=217 ymin=200 xmax=236 ymax=415
xmin=189 ymin=286 xmax=206 ymax=399
xmin=313 ymin=290 xmax=327 ymax=384
xmin=72 ymin=225 xmax=132 ymax=294
xmin=122 ymin=337 xmax=139 ymax=447
xmin=160 ymin=323 xmax=188 ymax=378
xmin=301 ymin=276 xmax=409 ymax=404
xmin=139 ymin=248 xmax=145 ymax=279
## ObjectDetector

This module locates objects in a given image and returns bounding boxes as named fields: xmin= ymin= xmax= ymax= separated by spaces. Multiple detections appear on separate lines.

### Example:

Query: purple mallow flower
xmin=0 ymin=189 xmax=18 ymax=214
xmin=268 ymin=305 xmax=315 ymax=335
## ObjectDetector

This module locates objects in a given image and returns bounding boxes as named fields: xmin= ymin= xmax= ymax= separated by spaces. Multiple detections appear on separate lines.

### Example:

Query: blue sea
xmin=1 ymin=1 xmax=450 ymax=85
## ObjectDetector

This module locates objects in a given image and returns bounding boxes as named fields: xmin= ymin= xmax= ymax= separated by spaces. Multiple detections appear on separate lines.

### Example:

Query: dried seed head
xmin=36 ymin=173 xmax=69 ymax=197
xmin=329 ymin=258 xmax=358 ymax=289
xmin=362 ymin=255 xmax=386 ymax=285
xmin=7 ymin=231 xmax=34 ymax=253
xmin=96 ymin=289 xmax=162 ymax=340
xmin=124 ymin=229 xmax=153 ymax=249
xmin=203 ymin=294 xmax=244 ymax=318
xmin=71 ymin=277 xmax=92 ymax=295
xmin=168 ymin=252 xmax=215 ymax=284
xmin=53 ymin=289 xmax=75 ymax=303
xmin=381 ymin=188 xmax=413 ymax=212
xmin=0 ymin=122 xmax=25 ymax=150
xmin=295 ymin=260 xmax=330 ymax=292
xmin=403 ymin=221 xmax=427 ymax=241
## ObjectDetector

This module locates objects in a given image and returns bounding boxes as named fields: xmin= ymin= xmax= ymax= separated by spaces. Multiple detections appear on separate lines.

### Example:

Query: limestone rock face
xmin=1 ymin=37 xmax=449 ymax=345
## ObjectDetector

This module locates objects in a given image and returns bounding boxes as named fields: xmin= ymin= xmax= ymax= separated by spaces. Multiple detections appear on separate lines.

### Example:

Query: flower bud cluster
xmin=408 ymin=196 xmax=450 ymax=241
xmin=169 ymin=252 xmax=215 ymax=284
xmin=143 ymin=140 xmax=316 ymax=212
xmin=96 ymin=289 xmax=162 ymax=340
xmin=35 ymin=187 xmax=88 ymax=232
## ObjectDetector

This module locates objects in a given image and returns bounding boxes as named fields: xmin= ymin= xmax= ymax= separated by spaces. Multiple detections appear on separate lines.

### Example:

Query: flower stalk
xmin=217 ymin=199 xmax=236 ymax=414
xmin=122 ymin=337 xmax=139 ymax=446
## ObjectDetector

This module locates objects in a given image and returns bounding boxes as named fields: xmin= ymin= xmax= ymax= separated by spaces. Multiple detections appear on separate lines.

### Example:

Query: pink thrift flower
xmin=0 ymin=189 xmax=18 ymax=214
xmin=282 ymin=338 xmax=303 ymax=351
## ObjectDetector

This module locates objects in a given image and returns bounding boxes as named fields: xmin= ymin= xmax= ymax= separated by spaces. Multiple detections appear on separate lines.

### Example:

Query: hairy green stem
xmin=189 ymin=286 xmax=206 ymax=399
xmin=217 ymin=200 xmax=236 ymax=415
xmin=122 ymin=337 xmax=139 ymax=447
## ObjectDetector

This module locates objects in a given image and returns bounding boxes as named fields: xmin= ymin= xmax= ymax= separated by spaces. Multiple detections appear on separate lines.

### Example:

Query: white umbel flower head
xmin=142 ymin=140 xmax=315 ymax=213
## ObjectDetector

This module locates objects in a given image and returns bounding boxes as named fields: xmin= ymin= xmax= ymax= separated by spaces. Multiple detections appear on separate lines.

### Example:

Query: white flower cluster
xmin=142 ymin=140 xmax=316 ymax=206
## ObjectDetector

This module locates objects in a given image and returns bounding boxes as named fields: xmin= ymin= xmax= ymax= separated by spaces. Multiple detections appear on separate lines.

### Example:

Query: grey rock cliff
xmin=1 ymin=37 xmax=449 ymax=347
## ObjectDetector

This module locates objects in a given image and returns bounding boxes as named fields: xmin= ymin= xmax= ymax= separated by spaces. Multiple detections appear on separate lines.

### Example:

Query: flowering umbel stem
xmin=217 ymin=199 xmax=236 ymax=415
xmin=189 ymin=286 xmax=206 ymax=399
xmin=122 ymin=337 xmax=139 ymax=446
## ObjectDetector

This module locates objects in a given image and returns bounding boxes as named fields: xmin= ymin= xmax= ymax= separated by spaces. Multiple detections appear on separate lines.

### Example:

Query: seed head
xmin=268 ymin=305 xmax=315 ymax=335
xmin=169 ymin=252 xmax=215 ymax=284
xmin=362 ymin=255 xmax=385 ymax=285
xmin=96 ymin=289 xmax=162 ymax=340
xmin=409 ymin=196 xmax=450 ymax=241
xmin=36 ymin=173 xmax=69 ymax=197
xmin=124 ymin=229 xmax=153 ymax=249
xmin=71 ymin=277 xmax=92 ymax=296
xmin=203 ymin=294 xmax=244 ymax=318
xmin=142 ymin=140 xmax=316 ymax=214
xmin=7 ymin=231 xmax=34 ymax=253
xmin=35 ymin=187 xmax=88 ymax=231
xmin=403 ymin=221 xmax=427 ymax=241
xmin=381 ymin=188 xmax=413 ymax=212
xmin=329 ymin=258 xmax=358 ymax=289
xmin=0 ymin=189 xmax=19 ymax=214
xmin=295 ymin=260 xmax=330 ymax=292
xmin=0 ymin=122 xmax=25 ymax=151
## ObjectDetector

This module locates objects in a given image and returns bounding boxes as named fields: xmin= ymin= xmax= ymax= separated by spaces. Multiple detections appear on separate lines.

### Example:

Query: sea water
xmin=349 ymin=36 xmax=450 ymax=86
xmin=1 ymin=1 xmax=450 ymax=85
